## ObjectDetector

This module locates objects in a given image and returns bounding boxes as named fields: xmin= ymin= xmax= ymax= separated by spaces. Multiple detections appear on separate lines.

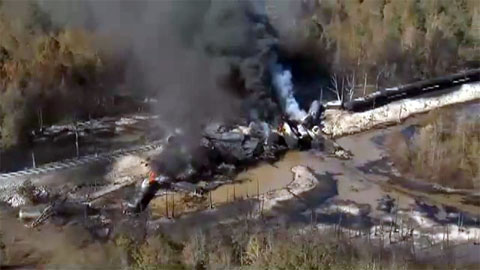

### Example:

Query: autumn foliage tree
xmin=281 ymin=0 xmax=479 ymax=93
xmin=0 ymin=1 xmax=107 ymax=147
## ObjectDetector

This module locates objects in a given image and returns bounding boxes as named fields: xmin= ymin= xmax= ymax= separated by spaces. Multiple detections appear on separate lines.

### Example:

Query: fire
xmin=148 ymin=171 xmax=157 ymax=184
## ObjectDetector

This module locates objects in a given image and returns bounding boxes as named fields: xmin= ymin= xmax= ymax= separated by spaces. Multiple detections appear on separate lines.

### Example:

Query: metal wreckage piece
xmin=28 ymin=204 xmax=55 ymax=228
xmin=23 ymin=196 xmax=100 ymax=228
xmin=127 ymin=175 xmax=168 ymax=213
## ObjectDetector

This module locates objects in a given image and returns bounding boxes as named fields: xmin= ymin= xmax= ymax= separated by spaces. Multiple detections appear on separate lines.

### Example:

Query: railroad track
xmin=0 ymin=140 xmax=164 ymax=180
xmin=344 ymin=69 xmax=480 ymax=112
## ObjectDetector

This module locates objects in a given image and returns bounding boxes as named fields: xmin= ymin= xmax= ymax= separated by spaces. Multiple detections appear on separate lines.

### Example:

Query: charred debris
xmin=127 ymin=99 xmax=350 ymax=213
xmin=18 ymin=99 xmax=350 ymax=226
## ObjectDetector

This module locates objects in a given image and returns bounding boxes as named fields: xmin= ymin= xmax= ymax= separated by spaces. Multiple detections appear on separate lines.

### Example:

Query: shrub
xmin=114 ymin=233 xmax=187 ymax=270
xmin=387 ymin=107 xmax=480 ymax=189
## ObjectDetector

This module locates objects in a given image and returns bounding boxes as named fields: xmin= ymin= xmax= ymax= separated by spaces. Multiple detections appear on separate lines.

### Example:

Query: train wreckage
xmin=7 ymin=69 xmax=480 ymax=228
xmin=14 ymin=97 xmax=355 ymax=228
xmin=126 ymin=99 xmax=343 ymax=213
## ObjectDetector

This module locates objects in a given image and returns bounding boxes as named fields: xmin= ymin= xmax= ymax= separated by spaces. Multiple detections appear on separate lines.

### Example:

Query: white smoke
xmin=271 ymin=64 xmax=307 ymax=121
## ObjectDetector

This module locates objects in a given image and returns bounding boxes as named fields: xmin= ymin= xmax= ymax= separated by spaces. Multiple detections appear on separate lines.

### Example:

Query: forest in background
xmin=0 ymin=0 xmax=479 ymax=148
xmin=0 ymin=1 xmax=118 ymax=147
xmin=280 ymin=0 xmax=479 ymax=84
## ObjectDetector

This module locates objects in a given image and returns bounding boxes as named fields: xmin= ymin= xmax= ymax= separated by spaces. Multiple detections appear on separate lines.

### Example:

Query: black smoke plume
xmin=36 ymin=0 xmax=283 ymax=136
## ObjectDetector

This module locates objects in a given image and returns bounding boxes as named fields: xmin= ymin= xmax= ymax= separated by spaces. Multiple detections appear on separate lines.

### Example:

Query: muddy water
xmin=336 ymin=130 xmax=415 ymax=209
xmin=149 ymin=137 xmax=410 ymax=222
xmin=149 ymin=151 xmax=327 ymax=218
xmin=149 ymin=150 xmax=326 ymax=215
xmin=149 ymin=148 xmax=378 ymax=219
xmin=210 ymin=151 xmax=324 ymax=203
xmin=210 ymin=147 xmax=403 ymax=213
xmin=335 ymin=124 xmax=480 ymax=216
xmin=149 ymin=128 xmax=422 ymax=220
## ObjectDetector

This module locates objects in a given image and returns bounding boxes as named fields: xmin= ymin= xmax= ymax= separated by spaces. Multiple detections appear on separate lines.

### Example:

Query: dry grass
xmin=2 ymin=220 xmax=475 ymax=269
xmin=116 ymin=221 xmax=428 ymax=270
xmin=387 ymin=107 xmax=480 ymax=189
xmin=113 ymin=233 xmax=186 ymax=270
xmin=122 ymin=224 xmax=470 ymax=270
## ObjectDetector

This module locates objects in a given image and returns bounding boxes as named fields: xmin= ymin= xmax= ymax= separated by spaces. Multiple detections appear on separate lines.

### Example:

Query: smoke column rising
xmin=30 ymin=0 xmax=278 ymax=139
xmin=31 ymin=0 xmax=310 ymax=128
xmin=271 ymin=63 xmax=306 ymax=121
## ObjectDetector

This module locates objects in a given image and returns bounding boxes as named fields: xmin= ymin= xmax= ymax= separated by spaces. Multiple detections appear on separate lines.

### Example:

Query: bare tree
xmin=328 ymin=73 xmax=343 ymax=103
xmin=37 ymin=108 xmax=44 ymax=132
xmin=31 ymin=151 xmax=36 ymax=168
xmin=74 ymin=119 xmax=80 ymax=158
xmin=328 ymin=73 xmax=357 ymax=103
xmin=376 ymin=65 xmax=388 ymax=90
xmin=345 ymin=72 xmax=356 ymax=102
xmin=363 ymin=73 xmax=368 ymax=96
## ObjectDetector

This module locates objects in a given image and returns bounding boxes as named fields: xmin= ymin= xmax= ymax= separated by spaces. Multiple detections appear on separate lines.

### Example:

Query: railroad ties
xmin=0 ymin=140 xmax=163 ymax=180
